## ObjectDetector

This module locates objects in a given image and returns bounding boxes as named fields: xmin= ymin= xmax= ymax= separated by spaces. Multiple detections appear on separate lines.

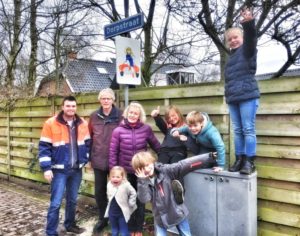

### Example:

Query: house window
xmin=167 ymin=72 xmax=195 ymax=85
xmin=97 ymin=67 xmax=108 ymax=74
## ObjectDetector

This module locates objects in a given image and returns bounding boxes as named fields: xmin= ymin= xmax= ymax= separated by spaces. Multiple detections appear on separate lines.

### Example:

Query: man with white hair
xmin=88 ymin=88 xmax=123 ymax=234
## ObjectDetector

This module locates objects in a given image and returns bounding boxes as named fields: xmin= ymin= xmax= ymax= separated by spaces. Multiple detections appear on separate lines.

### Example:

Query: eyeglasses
xmin=100 ymin=97 xmax=112 ymax=101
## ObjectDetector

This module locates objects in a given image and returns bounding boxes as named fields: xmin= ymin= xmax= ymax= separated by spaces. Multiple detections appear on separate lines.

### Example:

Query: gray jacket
xmin=137 ymin=153 xmax=215 ymax=228
xmin=105 ymin=180 xmax=137 ymax=222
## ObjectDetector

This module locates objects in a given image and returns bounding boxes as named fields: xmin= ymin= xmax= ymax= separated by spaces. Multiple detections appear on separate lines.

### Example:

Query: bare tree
xmin=266 ymin=5 xmax=300 ymax=78
xmin=84 ymin=0 xmax=204 ymax=85
xmin=171 ymin=0 xmax=300 ymax=80
xmin=34 ymin=0 xmax=98 ymax=93
xmin=1 ymin=0 xmax=24 ymax=88
xmin=0 ymin=0 xmax=98 ymax=97
xmin=27 ymin=0 xmax=44 ymax=95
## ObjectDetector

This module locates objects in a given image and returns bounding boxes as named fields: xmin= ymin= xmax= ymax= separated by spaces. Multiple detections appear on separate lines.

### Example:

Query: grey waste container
xmin=184 ymin=169 xmax=257 ymax=236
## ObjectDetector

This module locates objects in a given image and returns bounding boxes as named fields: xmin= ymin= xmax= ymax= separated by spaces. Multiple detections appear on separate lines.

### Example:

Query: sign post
xmin=104 ymin=14 xmax=144 ymax=107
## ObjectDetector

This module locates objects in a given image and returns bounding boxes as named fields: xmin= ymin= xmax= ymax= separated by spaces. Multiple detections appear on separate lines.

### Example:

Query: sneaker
xmin=171 ymin=180 xmax=184 ymax=204
xmin=66 ymin=225 xmax=85 ymax=234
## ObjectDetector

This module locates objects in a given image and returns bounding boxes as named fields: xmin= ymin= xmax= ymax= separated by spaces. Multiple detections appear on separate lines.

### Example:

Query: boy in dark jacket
xmin=131 ymin=151 xmax=216 ymax=236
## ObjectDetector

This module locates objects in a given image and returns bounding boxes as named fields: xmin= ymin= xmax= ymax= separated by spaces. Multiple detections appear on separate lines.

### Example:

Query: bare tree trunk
xmin=142 ymin=27 xmax=153 ymax=85
xmin=54 ymin=25 xmax=62 ymax=94
xmin=6 ymin=0 xmax=22 ymax=88
xmin=28 ymin=0 xmax=38 ymax=95
xmin=272 ymin=45 xmax=300 ymax=79
xmin=219 ymin=50 xmax=227 ymax=82
xmin=141 ymin=0 xmax=156 ymax=85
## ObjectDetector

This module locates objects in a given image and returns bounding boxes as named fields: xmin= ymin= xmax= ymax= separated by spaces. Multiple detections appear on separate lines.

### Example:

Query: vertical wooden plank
xmin=7 ymin=105 xmax=11 ymax=180
xmin=164 ymin=98 xmax=170 ymax=107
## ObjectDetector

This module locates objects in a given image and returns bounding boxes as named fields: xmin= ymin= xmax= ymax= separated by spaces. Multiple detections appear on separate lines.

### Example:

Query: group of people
xmin=38 ymin=7 xmax=259 ymax=236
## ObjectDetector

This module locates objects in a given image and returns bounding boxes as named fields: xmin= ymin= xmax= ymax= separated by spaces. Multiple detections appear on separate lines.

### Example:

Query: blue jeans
xmin=109 ymin=214 xmax=129 ymax=236
xmin=228 ymin=98 xmax=259 ymax=157
xmin=155 ymin=218 xmax=191 ymax=236
xmin=46 ymin=169 xmax=82 ymax=236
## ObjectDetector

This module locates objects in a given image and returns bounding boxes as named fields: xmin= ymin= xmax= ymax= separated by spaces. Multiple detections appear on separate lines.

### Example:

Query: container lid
xmin=191 ymin=168 xmax=257 ymax=180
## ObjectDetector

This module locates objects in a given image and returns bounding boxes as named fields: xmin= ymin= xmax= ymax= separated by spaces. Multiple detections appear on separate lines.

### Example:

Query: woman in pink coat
xmin=109 ymin=102 xmax=160 ymax=236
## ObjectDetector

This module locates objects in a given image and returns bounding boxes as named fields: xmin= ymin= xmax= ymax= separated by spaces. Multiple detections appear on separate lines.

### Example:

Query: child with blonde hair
xmin=172 ymin=111 xmax=225 ymax=172
xmin=224 ymin=7 xmax=259 ymax=174
xmin=131 ymin=151 xmax=216 ymax=236
xmin=151 ymin=105 xmax=199 ymax=164
xmin=105 ymin=166 xmax=137 ymax=236
xmin=151 ymin=105 xmax=200 ymax=205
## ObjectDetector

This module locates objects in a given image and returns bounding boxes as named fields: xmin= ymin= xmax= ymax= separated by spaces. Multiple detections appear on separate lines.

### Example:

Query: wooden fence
xmin=0 ymin=77 xmax=299 ymax=235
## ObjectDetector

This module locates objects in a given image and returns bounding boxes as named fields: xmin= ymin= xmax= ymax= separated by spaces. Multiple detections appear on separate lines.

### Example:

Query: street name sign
xmin=104 ymin=13 xmax=144 ymax=39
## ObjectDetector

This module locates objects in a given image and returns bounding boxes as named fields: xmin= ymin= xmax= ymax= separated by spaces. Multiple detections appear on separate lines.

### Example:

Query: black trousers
xmin=127 ymin=173 xmax=145 ymax=232
xmin=94 ymin=168 xmax=109 ymax=221
xmin=158 ymin=150 xmax=186 ymax=164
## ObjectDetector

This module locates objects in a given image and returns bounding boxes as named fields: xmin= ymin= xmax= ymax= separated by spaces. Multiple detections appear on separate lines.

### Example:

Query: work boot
xmin=240 ymin=157 xmax=255 ymax=175
xmin=66 ymin=224 xmax=85 ymax=234
xmin=229 ymin=155 xmax=245 ymax=172
xmin=93 ymin=219 xmax=108 ymax=233
xmin=171 ymin=180 xmax=184 ymax=204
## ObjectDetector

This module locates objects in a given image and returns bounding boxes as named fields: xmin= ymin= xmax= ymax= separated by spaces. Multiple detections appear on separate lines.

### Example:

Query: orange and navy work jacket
xmin=38 ymin=111 xmax=91 ymax=172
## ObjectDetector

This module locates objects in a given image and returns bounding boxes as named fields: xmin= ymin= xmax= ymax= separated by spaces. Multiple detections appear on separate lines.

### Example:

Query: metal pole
xmin=124 ymin=84 xmax=129 ymax=107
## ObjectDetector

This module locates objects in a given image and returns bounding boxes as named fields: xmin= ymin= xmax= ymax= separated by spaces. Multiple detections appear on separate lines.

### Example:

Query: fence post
xmin=228 ymin=104 xmax=235 ymax=166
xmin=115 ymin=89 xmax=122 ymax=109
xmin=164 ymin=98 xmax=170 ymax=107
xmin=6 ymin=102 xmax=11 ymax=180
xmin=51 ymin=96 xmax=56 ymax=116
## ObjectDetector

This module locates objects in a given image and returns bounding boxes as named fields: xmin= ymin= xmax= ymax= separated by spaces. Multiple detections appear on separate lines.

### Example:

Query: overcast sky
xmin=94 ymin=38 xmax=299 ymax=76
xmin=256 ymin=40 xmax=298 ymax=75
xmin=92 ymin=2 xmax=299 ymax=76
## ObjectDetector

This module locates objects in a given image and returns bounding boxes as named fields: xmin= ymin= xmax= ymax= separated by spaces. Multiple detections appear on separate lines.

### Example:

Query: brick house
xmin=36 ymin=53 xmax=116 ymax=96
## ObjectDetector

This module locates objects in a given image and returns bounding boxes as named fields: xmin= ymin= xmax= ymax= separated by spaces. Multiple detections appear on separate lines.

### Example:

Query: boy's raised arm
xmin=165 ymin=152 xmax=217 ymax=179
